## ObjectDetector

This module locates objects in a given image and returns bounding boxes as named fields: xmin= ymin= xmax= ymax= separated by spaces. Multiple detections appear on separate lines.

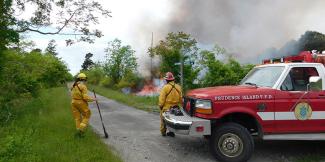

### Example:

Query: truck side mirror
xmin=308 ymin=76 xmax=322 ymax=91
xmin=309 ymin=76 xmax=321 ymax=83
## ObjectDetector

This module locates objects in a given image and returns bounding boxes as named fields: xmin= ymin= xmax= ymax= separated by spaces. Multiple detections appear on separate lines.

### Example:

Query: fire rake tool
xmin=93 ymin=90 xmax=109 ymax=138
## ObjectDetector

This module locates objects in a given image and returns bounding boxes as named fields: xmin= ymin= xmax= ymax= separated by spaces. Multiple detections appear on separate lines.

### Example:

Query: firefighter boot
xmin=166 ymin=132 xmax=175 ymax=137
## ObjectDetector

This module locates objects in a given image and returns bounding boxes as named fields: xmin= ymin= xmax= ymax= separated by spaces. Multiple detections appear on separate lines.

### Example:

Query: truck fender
xmin=217 ymin=107 xmax=264 ymax=138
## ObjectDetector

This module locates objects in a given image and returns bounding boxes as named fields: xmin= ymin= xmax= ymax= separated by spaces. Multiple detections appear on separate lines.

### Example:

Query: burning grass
xmin=89 ymin=85 xmax=159 ymax=113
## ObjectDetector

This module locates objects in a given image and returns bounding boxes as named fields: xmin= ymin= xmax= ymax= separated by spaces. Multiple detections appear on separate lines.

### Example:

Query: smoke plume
xmin=165 ymin=0 xmax=325 ymax=62
xmin=131 ymin=0 xmax=325 ymax=75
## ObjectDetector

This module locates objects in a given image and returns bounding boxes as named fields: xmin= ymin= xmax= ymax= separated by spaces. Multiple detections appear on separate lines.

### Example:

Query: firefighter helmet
xmin=164 ymin=72 xmax=175 ymax=81
xmin=77 ymin=73 xmax=87 ymax=79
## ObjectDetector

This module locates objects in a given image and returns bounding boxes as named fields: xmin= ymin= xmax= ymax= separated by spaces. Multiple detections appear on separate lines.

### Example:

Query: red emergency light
xmin=262 ymin=51 xmax=323 ymax=64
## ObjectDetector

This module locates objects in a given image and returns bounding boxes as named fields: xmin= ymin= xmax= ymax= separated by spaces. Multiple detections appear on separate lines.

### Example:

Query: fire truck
xmin=162 ymin=51 xmax=325 ymax=162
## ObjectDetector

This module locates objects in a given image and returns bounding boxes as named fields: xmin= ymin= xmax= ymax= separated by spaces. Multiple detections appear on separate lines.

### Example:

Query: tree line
xmin=0 ymin=0 xmax=108 ymax=123
xmin=83 ymin=32 xmax=254 ymax=92
xmin=0 ymin=44 xmax=73 ymax=123
xmin=2 ymin=0 xmax=325 ymax=122
xmin=83 ymin=30 xmax=325 ymax=93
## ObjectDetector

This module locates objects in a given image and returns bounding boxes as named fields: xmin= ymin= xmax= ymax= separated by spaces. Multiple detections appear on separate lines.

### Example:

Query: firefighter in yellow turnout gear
xmin=71 ymin=73 xmax=95 ymax=136
xmin=159 ymin=72 xmax=182 ymax=137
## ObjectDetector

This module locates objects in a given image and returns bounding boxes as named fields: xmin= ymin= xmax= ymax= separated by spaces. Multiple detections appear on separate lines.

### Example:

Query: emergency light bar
xmin=262 ymin=51 xmax=315 ymax=64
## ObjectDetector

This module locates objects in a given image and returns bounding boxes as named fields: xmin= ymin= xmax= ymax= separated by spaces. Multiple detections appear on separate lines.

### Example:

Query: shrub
xmin=85 ymin=65 xmax=105 ymax=85
xmin=100 ymin=77 xmax=114 ymax=88
xmin=0 ymin=49 xmax=71 ymax=122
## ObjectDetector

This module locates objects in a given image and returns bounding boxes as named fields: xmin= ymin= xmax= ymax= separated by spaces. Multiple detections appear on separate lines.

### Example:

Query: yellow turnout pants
xmin=160 ymin=110 xmax=167 ymax=134
xmin=160 ymin=106 xmax=172 ymax=134
xmin=71 ymin=100 xmax=91 ymax=132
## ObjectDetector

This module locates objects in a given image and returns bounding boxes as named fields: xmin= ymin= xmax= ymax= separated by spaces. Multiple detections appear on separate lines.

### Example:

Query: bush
xmin=0 ymin=49 xmax=71 ymax=122
xmin=116 ymin=79 xmax=130 ymax=89
xmin=200 ymin=50 xmax=254 ymax=87
xmin=100 ymin=77 xmax=114 ymax=88
xmin=85 ymin=65 xmax=105 ymax=85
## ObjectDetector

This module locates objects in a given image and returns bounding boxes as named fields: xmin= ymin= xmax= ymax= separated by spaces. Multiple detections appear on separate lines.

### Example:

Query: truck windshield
xmin=240 ymin=66 xmax=285 ymax=88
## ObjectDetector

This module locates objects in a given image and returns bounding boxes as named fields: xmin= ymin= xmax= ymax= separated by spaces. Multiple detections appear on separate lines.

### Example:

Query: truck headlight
xmin=195 ymin=99 xmax=212 ymax=114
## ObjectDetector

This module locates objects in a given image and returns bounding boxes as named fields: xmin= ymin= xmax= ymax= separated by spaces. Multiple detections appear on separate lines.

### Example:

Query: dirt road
xmin=88 ymin=93 xmax=325 ymax=162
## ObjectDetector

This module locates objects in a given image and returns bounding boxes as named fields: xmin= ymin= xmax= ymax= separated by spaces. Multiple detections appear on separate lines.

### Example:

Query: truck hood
xmin=186 ymin=85 xmax=275 ymax=101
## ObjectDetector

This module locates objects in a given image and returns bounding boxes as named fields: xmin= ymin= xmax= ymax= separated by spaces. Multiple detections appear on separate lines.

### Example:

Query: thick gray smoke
xmin=162 ymin=0 xmax=325 ymax=63
xmin=131 ymin=0 xmax=325 ymax=76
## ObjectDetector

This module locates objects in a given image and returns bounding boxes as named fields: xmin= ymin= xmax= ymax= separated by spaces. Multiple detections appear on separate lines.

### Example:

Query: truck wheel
xmin=210 ymin=122 xmax=254 ymax=162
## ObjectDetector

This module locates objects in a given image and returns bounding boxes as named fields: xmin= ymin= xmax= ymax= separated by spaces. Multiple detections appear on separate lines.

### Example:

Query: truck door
xmin=275 ymin=66 xmax=325 ymax=133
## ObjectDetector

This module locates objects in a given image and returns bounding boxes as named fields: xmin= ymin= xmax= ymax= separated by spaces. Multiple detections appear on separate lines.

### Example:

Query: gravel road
xmin=88 ymin=93 xmax=325 ymax=162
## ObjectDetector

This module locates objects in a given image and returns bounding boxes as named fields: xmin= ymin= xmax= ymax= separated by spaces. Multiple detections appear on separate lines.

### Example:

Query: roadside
xmin=89 ymin=84 xmax=159 ymax=113
xmin=0 ymin=87 xmax=122 ymax=162
xmin=89 ymin=92 xmax=214 ymax=162
xmin=89 ymin=86 xmax=325 ymax=162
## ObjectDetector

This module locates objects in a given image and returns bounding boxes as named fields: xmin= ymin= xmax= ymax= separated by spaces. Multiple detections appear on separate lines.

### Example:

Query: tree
xmin=151 ymin=32 xmax=199 ymax=90
xmin=104 ymin=39 xmax=138 ymax=85
xmin=45 ymin=39 xmax=58 ymax=56
xmin=0 ymin=48 xmax=72 ymax=122
xmin=298 ymin=31 xmax=325 ymax=52
xmin=0 ymin=0 xmax=111 ymax=96
xmin=7 ymin=35 xmax=35 ymax=53
xmin=0 ymin=0 xmax=111 ymax=50
xmin=200 ymin=45 xmax=254 ymax=87
xmin=81 ymin=52 xmax=94 ymax=70
xmin=84 ymin=63 xmax=105 ymax=85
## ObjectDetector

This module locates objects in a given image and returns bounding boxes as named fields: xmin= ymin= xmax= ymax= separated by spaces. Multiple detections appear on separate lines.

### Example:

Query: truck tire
xmin=210 ymin=122 xmax=254 ymax=162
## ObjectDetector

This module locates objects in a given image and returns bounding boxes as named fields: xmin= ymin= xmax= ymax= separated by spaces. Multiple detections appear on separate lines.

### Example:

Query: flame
xmin=137 ymin=78 xmax=164 ymax=96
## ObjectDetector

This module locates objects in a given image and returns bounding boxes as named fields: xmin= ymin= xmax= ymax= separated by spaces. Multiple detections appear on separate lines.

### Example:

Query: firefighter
xmin=159 ymin=72 xmax=182 ymax=137
xmin=71 ymin=73 xmax=96 ymax=137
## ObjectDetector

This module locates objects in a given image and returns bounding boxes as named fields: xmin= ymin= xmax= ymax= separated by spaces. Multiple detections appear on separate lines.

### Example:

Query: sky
xmin=25 ymin=0 xmax=325 ymax=76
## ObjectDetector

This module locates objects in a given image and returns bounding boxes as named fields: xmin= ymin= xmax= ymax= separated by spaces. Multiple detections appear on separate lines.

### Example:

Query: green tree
xmin=151 ymin=32 xmax=199 ymax=90
xmin=85 ymin=63 xmax=105 ymax=85
xmin=0 ymin=49 xmax=71 ymax=108
xmin=0 ymin=0 xmax=19 ymax=51
xmin=104 ymin=39 xmax=138 ymax=86
xmin=0 ymin=0 xmax=104 ymax=122
xmin=0 ymin=0 xmax=111 ymax=50
xmin=8 ymin=35 xmax=35 ymax=53
xmin=298 ymin=31 xmax=325 ymax=51
xmin=200 ymin=45 xmax=254 ymax=87
xmin=81 ymin=52 xmax=95 ymax=70
xmin=0 ymin=0 xmax=110 ymax=101
xmin=45 ymin=39 xmax=58 ymax=56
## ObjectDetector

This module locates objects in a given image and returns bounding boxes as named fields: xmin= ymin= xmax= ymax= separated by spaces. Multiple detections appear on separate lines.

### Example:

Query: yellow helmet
xmin=77 ymin=73 xmax=87 ymax=79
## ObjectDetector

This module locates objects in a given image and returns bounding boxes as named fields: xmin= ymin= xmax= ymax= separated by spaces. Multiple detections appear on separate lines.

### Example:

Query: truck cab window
xmin=281 ymin=67 xmax=319 ymax=91
xmin=281 ymin=74 xmax=293 ymax=91
xmin=240 ymin=66 xmax=284 ymax=87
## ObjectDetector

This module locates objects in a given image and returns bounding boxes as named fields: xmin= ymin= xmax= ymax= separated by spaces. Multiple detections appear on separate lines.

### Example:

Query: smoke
xmin=128 ymin=0 xmax=325 ymax=76
xmin=257 ymin=39 xmax=300 ymax=62
xmin=166 ymin=0 xmax=325 ymax=61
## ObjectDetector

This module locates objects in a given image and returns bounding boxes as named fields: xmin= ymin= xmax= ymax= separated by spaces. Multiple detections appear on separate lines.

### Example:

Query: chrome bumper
xmin=162 ymin=108 xmax=211 ymax=136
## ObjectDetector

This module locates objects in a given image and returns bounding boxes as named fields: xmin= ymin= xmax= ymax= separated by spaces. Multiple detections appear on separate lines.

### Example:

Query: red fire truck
xmin=163 ymin=51 xmax=325 ymax=162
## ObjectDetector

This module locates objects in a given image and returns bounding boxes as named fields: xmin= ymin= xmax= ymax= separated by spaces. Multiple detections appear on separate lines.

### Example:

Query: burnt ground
xmin=88 ymin=93 xmax=325 ymax=162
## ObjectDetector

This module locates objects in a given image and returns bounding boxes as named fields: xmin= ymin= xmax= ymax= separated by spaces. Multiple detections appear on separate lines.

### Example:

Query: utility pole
xmin=150 ymin=32 xmax=153 ymax=81
xmin=180 ymin=48 xmax=184 ymax=89
xmin=175 ymin=48 xmax=184 ymax=90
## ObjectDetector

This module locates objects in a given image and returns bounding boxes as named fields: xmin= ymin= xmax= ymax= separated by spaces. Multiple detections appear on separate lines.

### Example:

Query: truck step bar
xmin=263 ymin=133 xmax=325 ymax=140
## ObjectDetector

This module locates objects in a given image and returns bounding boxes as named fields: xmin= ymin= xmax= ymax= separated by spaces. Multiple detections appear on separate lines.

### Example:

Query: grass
xmin=89 ymin=85 xmax=159 ymax=113
xmin=0 ymin=87 xmax=122 ymax=162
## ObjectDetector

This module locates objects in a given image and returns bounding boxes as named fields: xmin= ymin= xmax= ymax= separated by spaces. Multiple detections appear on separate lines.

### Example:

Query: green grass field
xmin=89 ymin=85 xmax=159 ymax=113
xmin=0 ymin=87 xmax=122 ymax=162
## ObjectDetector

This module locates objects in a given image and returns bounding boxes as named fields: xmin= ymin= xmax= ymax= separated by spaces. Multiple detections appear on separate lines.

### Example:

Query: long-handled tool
xmin=93 ymin=90 xmax=109 ymax=138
